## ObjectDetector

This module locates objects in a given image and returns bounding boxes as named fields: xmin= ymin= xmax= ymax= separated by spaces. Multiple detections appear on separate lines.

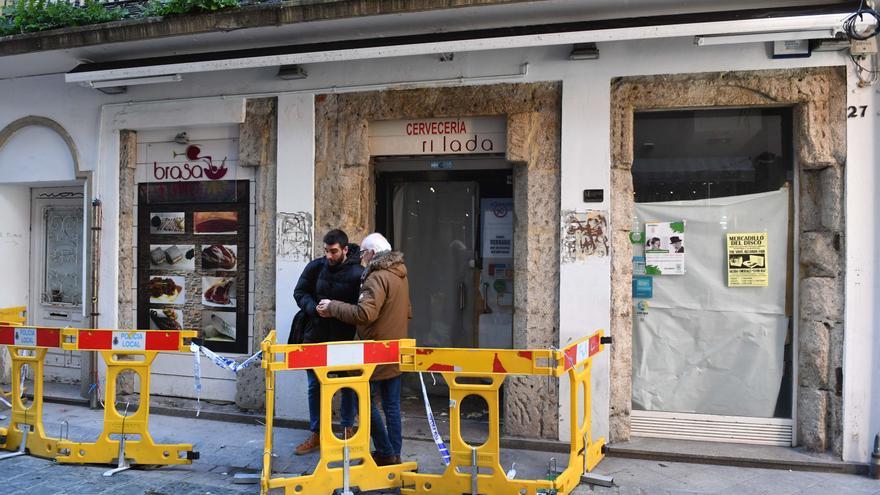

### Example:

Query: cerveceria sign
xmin=369 ymin=117 xmax=506 ymax=156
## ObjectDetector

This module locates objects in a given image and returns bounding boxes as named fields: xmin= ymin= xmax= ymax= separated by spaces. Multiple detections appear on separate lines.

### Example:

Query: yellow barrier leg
xmin=0 ymin=346 xmax=61 ymax=460
xmin=261 ymin=335 xmax=275 ymax=495
xmin=56 ymin=351 xmax=197 ymax=469
xmin=551 ymin=358 xmax=606 ymax=493
xmin=0 ymin=306 xmax=27 ymax=445
xmin=402 ymin=373 xmax=555 ymax=495
xmin=267 ymin=365 xmax=417 ymax=495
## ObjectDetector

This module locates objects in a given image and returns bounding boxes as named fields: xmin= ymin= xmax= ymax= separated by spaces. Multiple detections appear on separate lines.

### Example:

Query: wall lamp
xmin=569 ymin=42 xmax=600 ymax=60
xmin=694 ymin=29 xmax=838 ymax=46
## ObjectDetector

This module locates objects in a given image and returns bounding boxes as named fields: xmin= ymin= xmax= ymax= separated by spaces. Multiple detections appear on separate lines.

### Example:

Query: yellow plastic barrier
xmin=0 ymin=306 xmax=27 ymax=411
xmin=0 ymin=306 xmax=26 ymax=325
xmin=56 ymin=328 xmax=199 ymax=475
xmin=398 ymin=330 xmax=609 ymax=495
xmin=260 ymin=331 xmax=418 ymax=495
xmin=0 ymin=324 xmax=64 ymax=460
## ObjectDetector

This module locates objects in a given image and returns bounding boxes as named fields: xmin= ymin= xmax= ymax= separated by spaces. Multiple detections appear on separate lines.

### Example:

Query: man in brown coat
xmin=317 ymin=232 xmax=410 ymax=466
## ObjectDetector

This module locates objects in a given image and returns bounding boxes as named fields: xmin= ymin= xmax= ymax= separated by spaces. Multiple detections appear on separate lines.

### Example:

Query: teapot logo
xmin=155 ymin=144 xmax=229 ymax=181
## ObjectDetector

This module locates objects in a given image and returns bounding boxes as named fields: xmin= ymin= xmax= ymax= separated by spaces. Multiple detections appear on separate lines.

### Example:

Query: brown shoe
xmin=294 ymin=432 xmax=320 ymax=455
xmin=372 ymin=452 xmax=401 ymax=466
xmin=343 ymin=426 xmax=357 ymax=440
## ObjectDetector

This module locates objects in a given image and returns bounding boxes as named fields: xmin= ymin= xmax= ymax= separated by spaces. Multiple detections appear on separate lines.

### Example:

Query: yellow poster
xmin=727 ymin=232 xmax=768 ymax=287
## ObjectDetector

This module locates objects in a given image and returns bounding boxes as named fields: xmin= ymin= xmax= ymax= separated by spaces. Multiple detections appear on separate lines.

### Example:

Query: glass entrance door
xmin=392 ymin=181 xmax=477 ymax=350
xmin=630 ymin=108 xmax=795 ymax=446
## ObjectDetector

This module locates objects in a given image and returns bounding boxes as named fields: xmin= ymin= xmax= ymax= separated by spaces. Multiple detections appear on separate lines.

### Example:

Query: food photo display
xmin=201 ymin=311 xmax=237 ymax=342
xmin=147 ymin=275 xmax=186 ymax=305
xmin=149 ymin=308 xmax=184 ymax=330
xmin=194 ymin=211 xmax=238 ymax=234
xmin=201 ymin=244 xmax=237 ymax=271
xmin=149 ymin=212 xmax=185 ymax=234
xmin=202 ymin=276 xmax=236 ymax=307
xmin=149 ymin=244 xmax=196 ymax=270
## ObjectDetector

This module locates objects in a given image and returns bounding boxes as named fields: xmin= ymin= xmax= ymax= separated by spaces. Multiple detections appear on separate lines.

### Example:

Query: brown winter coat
xmin=327 ymin=251 xmax=411 ymax=381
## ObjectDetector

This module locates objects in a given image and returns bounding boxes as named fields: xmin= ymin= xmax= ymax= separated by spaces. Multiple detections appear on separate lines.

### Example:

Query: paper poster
xmin=632 ymin=276 xmax=653 ymax=299
xmin=644 ymin=221 xmax=685 ymax=275
xmin=633 ymin=256 xmax=646 ymax=276
xmin=481 ymin=199 xmax=514 ymax=258
xmin=561 ymin=210 xmax=609 ymax=263
xmin=727 ymin=232 xmax=768 ymax=287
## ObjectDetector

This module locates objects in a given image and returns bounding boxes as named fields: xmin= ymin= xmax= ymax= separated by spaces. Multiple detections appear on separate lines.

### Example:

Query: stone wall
xmin=609 ymin=68 xmax=846 ymax=453
xmin=314 ymin=83 xmax=562 ymax=438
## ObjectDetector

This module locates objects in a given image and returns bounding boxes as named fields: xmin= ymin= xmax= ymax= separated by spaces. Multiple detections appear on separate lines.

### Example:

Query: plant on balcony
xmin=143 ymin=0 xmax=240 ymax=16
xmin=0 ymin=0 xmax=128 ymax=36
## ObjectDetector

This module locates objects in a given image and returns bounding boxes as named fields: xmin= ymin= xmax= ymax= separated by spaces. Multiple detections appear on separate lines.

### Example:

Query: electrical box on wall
xmin=772 ymin=39 xmax=811 ymax=59
xmin=851 ymin=37 xmax=879 ymax=55
xmin=583 ymin=189 xmax=604 ymax=202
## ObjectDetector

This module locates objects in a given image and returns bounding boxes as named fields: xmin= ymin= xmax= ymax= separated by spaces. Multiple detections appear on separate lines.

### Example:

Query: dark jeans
xmin=369 ymin=375 xmax=402 ymax=457
xmin=306 ymin=369 xmax=356 ymax=433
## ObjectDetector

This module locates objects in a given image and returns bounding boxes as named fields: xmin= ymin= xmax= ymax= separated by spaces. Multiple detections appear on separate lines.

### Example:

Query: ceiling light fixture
xmin=694 ymin=29 xmax=837 ymax=46
xmin=87 ymin=74 xmax=183 ymax=89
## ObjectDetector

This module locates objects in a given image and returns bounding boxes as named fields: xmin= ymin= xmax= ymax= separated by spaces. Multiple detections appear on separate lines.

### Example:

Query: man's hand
xmin=316 ymin=299 xmax=332 ymax=317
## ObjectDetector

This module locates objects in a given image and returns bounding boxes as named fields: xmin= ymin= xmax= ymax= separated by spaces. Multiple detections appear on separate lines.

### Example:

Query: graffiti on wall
xmin=277 ymin=212 xmax=312 ymax=262
xmin=561 ymin=209 xmax=609 ymax=263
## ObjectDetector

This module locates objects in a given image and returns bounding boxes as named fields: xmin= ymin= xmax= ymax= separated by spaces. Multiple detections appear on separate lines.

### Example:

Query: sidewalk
xmin=1 ymin=401 xmax=878 ymax=494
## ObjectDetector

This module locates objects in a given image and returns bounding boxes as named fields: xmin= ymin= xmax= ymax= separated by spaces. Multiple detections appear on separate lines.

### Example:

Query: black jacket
xmin=293 ymin=244 xmax=364 ymax=343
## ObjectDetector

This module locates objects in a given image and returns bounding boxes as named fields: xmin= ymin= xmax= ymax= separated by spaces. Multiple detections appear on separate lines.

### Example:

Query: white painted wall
xmin=843 ymin=64 xmax=880 ymax=463
xmin=0 ymin=125 xmax=76 ymax=183
xmin=0 ymin=184 xmax=29 ymax=382
xmin=274 ymin=94 xmax=316 ymax=421
xmin=2 ymin=34 xmax=874 ymax=460
xmin=0 ymin=185 xmax=30 ymax=308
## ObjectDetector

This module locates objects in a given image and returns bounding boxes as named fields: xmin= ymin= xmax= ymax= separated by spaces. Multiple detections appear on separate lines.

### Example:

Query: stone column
xmin=116 ymin=129 xmax=138 ymax=395
xmin=505 ymin=108 xmax=561 ymax=439
xmin=236 ymin=97 xmax=278 ymax=410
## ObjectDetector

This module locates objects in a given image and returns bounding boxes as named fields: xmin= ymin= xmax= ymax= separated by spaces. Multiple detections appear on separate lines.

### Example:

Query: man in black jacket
xmin=293 ymin=229 xmax=363 ymax=455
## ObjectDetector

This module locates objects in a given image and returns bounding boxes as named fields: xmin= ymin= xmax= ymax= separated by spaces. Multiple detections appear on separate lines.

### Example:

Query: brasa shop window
xmin=631 ymin=108 xmax=794 ymax=419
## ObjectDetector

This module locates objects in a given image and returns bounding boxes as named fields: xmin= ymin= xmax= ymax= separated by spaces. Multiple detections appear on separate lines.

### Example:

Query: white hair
xmin=361 ymin=232 xmax=392 ymax=254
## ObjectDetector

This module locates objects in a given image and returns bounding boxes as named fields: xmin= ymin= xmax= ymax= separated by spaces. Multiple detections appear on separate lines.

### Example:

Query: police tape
xmin=418 ymin=372 xmax=451 ymax=466
xmin=190 ymin=343 xmax=262 ymax=416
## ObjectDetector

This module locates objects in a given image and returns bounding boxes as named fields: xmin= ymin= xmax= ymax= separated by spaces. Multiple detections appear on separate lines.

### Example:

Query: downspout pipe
xmin=88 ymin=198 xmax=102 ymax=409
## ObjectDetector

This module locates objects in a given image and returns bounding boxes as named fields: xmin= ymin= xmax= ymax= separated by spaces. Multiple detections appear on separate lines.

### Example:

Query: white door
xmin=30 ymin=186 xmax=87 ymax=384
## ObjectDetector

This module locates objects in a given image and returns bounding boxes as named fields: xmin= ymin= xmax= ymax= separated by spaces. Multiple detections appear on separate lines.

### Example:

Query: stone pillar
xmin=506 ymin=109 xmax=561 ymax=439
xmin=236 ymin=97 xmax=278 ymax=410
xmin=116 ymin=129 xmax=138 ymax=395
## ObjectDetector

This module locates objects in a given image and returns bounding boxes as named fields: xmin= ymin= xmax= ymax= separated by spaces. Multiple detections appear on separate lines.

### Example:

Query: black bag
xmin=288 ymin=259 xmax=323 ymax=345
xmin=288 ymin=309 xmax=312 ymax=345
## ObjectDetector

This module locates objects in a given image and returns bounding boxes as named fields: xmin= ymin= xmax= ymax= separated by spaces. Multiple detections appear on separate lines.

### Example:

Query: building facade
xmin=0 ymin=0 xmax=876 ymax=464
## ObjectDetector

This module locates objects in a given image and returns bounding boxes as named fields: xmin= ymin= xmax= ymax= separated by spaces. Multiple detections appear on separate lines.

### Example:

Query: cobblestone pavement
xmin=1 ymin=402 xmax=878 ymax=494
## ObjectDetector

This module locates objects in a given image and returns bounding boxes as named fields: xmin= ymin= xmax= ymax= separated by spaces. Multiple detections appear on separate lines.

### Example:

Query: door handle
xmin=459 ymin=282 xmax=466 ymax=310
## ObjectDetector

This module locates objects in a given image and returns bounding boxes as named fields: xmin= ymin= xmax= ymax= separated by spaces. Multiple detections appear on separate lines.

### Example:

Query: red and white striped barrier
xmin=562 ymin=333 xmax=602 ymax=371
xmin=0 ymin=325 xmax=61 ymax=348
xmin=64 ymin=329 xmax=194 ymax=352
xmin=285 ymin=341 xmax=401 ymax=369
